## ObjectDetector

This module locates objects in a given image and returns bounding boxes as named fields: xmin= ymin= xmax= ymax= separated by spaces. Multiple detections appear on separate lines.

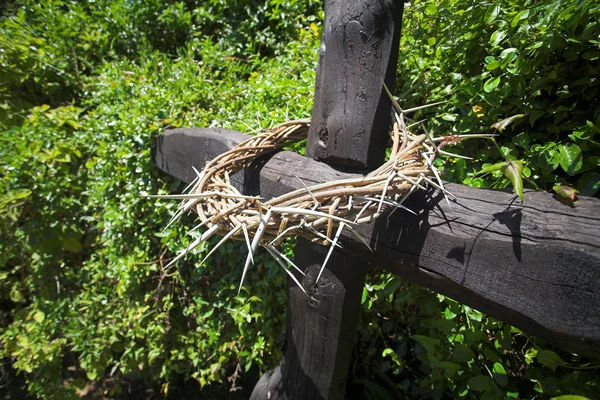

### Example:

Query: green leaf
xmin=476 ymin=161 xmax=508 ymax=175
xmin=558 ymin=144 xmax=583 ymax=175
xmin=12 ymin=189 xmax=32 ymax=200
xmin=451 ymin=344 xmax=474 ymax=362
xmin=510 ymin=10 xmax=530 ymax=28
xmin=492 ymin=362 xmax=508 ymax=386
xmin=491 ymin=114 xmax=526 ymax=132
xmin=486 ymin=60 xmax=501 ymax=71
xmin=537 ymin=349 xmax=565 ymax=372
xmin=33 ymin=310 xmax=45 ymax=323
xmin=485 ymin=5 xmax=501 ymax=24
xmin=553 ymin=185 xmax=579 ymax=202
xmin=484 ymin=76 xmax=501 ymax=93
xmin=361 ymin=287 xmax=368 ymax=304
xmin=468 ymin=375 xmax=494 ymax=391
xmin=551 ymin=396 xmax=592 ymax=400
xmin=503 ymin=160 xmax=525 ymax=200
xmin=411 ymin=335 xmax=439 ymax=354
xmin=490 ymin=30 xmax=507 ymax=46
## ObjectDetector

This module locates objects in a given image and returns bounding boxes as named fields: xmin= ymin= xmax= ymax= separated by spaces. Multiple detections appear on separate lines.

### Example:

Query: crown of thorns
xmin=150 ymin=87 xmax=494 ymax=293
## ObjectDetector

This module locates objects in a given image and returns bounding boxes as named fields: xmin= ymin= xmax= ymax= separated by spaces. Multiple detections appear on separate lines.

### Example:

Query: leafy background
xmin=0 ymin=0 xmax=598 ymax=399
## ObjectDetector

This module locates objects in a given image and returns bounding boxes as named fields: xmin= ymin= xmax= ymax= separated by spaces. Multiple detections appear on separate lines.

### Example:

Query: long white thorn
xmin=377 ymin=172 xmax=396 ymax=214
xmin=268 ymin=224 xmax=301 ymax=247
xmin=316 ymin=222 xmax=345 ymax=283
xmin=187 ymin=218 xmax=211 ymax=235
xmin=303 ymin=225 xmax=344 ymax=248
xmin=396 ymin=172 xmax=428 ymax=191
xmin=264 ymin=245 xmax=307 ymax=295
xmin=388 ymin=177 xmax=423 ymax=219
xmin=438 ymin=150 xmax=474 ymax=160
xmin=423 ymin=176 xmax=457 ymax=200
xmin=355 ymin=201 xmax=373 ymax=222
xmin=430 ymin=133 xmax=499 ymax=142
xmin=383 ymin=82 xmax=404 ymax=114
xmin=266 ymin=244 xmax=305 ymax=276
xmin=270 ymin=207 xmax=356 ymax=226
xmin=357 ymin=195 xmax=418 ymax=216
xmin=199 ymin=225 xmax=242 ymax=266
xmin=241 ymin=224 xmax=254 ymax=265
xmin=403 ymin=100 xmax=446 ymax=114
xmin=238 ymin=209 xmax=273 ymax=294
xmin=295 ymin=176 xmax=320 ymax=210
xmin=163 ymin=208 xmax=185 ymax=232
xmin=344 ymin=224 xmax=373 ymax=252
xmin=165 ymin=224 xmax=220 ymax=269
xmin=181 ymin=175 xmax=199 ymax=194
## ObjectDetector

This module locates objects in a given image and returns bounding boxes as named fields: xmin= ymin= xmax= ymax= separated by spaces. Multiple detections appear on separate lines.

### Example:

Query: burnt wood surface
xmin=155 ymin=127 xmax=600 ymax=359
xmin=306 ymin=0 xmax=403 ymax=171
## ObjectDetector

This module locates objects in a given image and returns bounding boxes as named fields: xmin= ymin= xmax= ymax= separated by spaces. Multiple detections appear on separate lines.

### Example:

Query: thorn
xmin=316 ymin=222 xmax=345 ymax=283
xmin=295 ymin=176 xmax=320 ymax=210
xmin=238 ymin=209 xmax=273 ymax=294
xmin=264 ymin=245 xmax=307 ymax=295
xmin=199 ymin=225 xmax=242 ymax=266
xmin=165 ymin=224 xmax=220 ymax=269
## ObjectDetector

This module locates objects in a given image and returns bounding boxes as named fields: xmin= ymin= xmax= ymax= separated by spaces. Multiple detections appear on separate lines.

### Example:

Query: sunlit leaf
xmin=476 ymin=161 xmax=508 ymax=175
xmin=491 ymin=114 xmax=526 ymax=132
xmin=503 ymin=160 xmax=525 ymax=200
xmin=537 ymin=349 xmax=565 ymax=372
xmin=485 ymin=4 xmax=501 ymax=24
xmin=483 ymin=76 xmax=501 ymax=93
xmin=492 ymin=362 xmax=507 ymax=386
xmin=558 ymin=144 xmax=583 ymax=175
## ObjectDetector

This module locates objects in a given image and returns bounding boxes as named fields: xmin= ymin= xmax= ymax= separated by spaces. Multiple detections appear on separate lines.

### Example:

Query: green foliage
xmin=355 ymin=275 xmax=600 ymax=399
xmin=397 ymin=0 xmax=600 ymax=197
xmin=1 ymin=0 xmax=598 ymax=398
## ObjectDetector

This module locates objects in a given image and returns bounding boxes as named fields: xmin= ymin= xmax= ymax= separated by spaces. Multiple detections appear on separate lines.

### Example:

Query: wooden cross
xmin=154 ymin=1 xmax=600 ymax=398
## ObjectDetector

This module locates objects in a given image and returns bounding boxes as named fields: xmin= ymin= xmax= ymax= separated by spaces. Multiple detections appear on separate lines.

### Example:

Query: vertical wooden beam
xmin=307 ymin=0 xmax=404 ymax=171
xmin=251 ymin=1 xmax=403 ymax=399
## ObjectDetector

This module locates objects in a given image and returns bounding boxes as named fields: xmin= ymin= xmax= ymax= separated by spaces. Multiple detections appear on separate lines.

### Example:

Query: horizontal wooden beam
xmin=155 ymin=127 xmax=600 ymax=359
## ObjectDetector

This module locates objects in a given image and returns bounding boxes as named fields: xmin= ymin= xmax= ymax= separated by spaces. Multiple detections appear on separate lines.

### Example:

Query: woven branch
xmin=180 ymin=117 xmax=435 ymax=248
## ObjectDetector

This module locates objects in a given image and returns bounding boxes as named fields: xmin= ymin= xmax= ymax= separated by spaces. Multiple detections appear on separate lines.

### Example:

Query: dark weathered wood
xmin=307 ymin=0 xmax=404 ymax=171
xmin=250 ymin=2 xmax=405 ymax=398
xmin=155 ymin=128 xmax=600 ymax=359
xmin=251 ymin=239 xmax=367 ymax=400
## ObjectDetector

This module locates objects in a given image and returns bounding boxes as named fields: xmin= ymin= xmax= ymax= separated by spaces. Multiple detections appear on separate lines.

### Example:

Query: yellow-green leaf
xmin=503 ymin=160 xmax=524 ymax=200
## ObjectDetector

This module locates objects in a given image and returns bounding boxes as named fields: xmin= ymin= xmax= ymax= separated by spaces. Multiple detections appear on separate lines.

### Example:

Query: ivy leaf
xmin=484 ymin=76 xmax=501 ymax=93
xmin=536 ymin=349 xmax=565 ymax=372
xmin=503 ymin=160 xmax=525 ymax=200
xmin=492 ymin=362 xmax=508 ymax=387
xmin=510 ymin=9 xmax=530 ymax=28
xmin=485 ymin=4 xmax=501 ymax=24
xmin=490 ymin=30 xmax=507 ymax=46
xmin=558 ymin=143 xmax=583 ymax=175
xmin=491 ymin=114 xmax=526 ymax=132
